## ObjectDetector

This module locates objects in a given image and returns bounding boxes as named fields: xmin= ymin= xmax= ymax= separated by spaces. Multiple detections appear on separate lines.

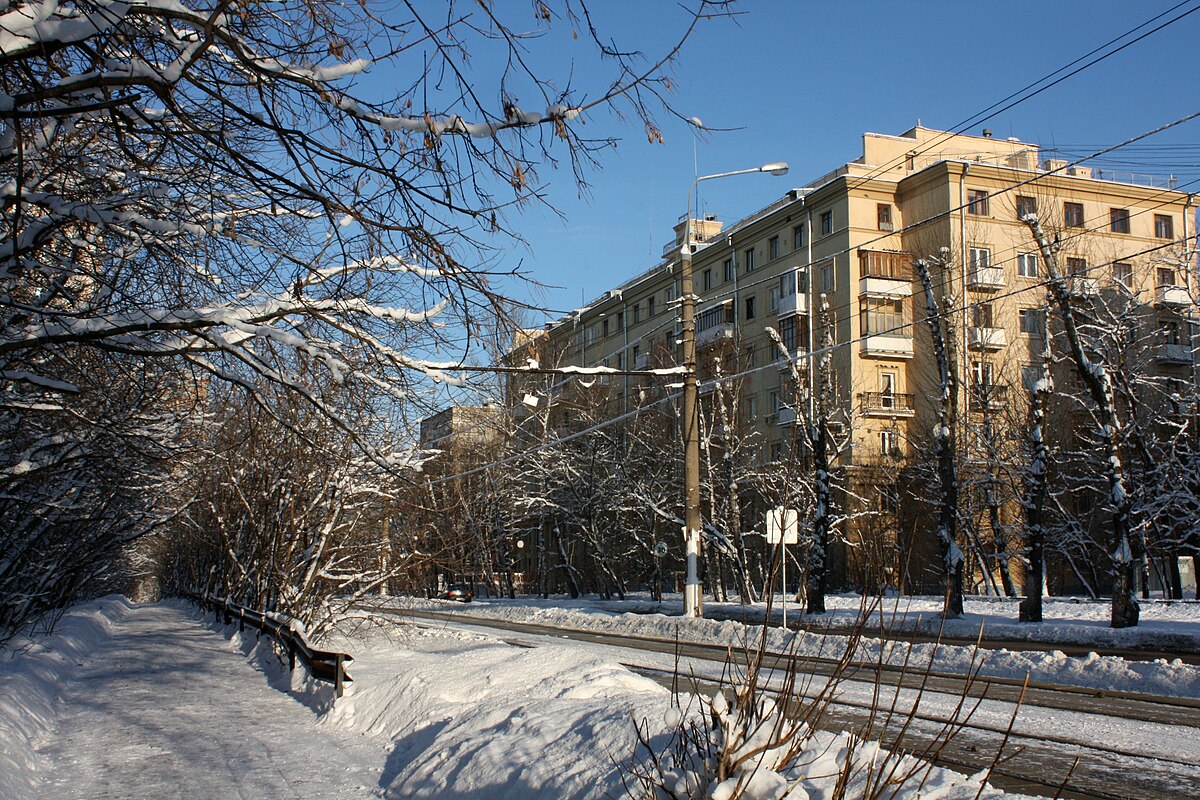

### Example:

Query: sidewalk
xmin=29 ymin=602 xmax=382 ymax=799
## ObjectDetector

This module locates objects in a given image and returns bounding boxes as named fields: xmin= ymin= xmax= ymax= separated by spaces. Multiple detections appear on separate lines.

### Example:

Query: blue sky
xmin=486 ymin=0 xmax=1200 ymax=323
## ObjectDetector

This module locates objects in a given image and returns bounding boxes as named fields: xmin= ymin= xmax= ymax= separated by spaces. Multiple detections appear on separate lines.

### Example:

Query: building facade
xmin=504 ymin=125 xmax=1198 ymax=594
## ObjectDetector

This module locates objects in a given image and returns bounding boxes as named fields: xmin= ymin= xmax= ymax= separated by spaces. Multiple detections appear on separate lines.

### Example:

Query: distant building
xmin=504 ymin=124 xmax=1198 ymax=594
xmin=418 ymin=403 xmax=505 ymax=451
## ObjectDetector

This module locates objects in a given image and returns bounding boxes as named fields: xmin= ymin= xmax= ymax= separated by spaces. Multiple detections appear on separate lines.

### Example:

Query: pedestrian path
xmin=33 ymin=603 xmax=382 ymax=799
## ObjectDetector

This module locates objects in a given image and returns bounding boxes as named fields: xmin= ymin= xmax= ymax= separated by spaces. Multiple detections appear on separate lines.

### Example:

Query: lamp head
xmin=761 ymin=162 xmax=789 ymax=176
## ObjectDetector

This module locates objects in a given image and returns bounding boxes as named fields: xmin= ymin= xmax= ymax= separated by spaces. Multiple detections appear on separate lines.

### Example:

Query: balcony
xmin=970 ymin=384 xmax=1009 ymax=412
xmin=777 ymin=292 xmax=809 ymax=317
xmin=1156 ymin=343 xmax=1192 ymax=364
xmin=776 ymin=351 xmax=808 ymax=374
xmin=859 ymin=391 xmax=915 ymax=417
xmin=1069 ymin=276 xmax=1100 ymax=296
xmin=968 ymin=326 xmax=1007 ymax=351
xmin=697 ymin=323 xmax=734 ymax=347
xmin=968 ymin=267 xmax=1005 ymax=291
xmin=859 ymin=250 xmax=913 ymax=297
xmin=776 ymin=407 xmax=797 ymax=426
xmin=1156 ymin=284 xmax=1191 ymax=307
xmin=861 ymin=334 xmax=914 ymax=359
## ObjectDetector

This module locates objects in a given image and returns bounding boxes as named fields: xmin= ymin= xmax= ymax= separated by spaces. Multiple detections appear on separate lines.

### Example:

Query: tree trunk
xmin=915 ymin=257 xmax=964 ymax=618
xmin=1026 ymin=217 xmax=1138 ymax=628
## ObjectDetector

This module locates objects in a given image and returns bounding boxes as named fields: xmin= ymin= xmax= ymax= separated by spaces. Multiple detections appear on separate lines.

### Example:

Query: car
xmin=442 ymin=583 xmax=473 ymax=603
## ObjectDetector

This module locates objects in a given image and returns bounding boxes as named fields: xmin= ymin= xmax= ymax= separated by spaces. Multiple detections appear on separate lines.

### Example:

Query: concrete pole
xmin=680 ymin=162 xmax=788 ymax=618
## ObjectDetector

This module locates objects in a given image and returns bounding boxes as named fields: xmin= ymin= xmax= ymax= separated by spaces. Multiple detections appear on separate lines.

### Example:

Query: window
xmin=1160 ymin=319 xmax=1182 ymax=345
xmin=860 ymin=296 xmax=905 ymax=335
xmin=1066 ymin=257 xmax=1087 ymax=276
xmin=769 ymin=390 xmax=781 ymax=413
xmin=769 ymin=286 xmax=779 ymax=311
xmin=585 ymin=325 xmax=597 ymax=345
xmin=793 ymin=225 xmax=805 ymax=251
xmin=877 ymin=203 xmax=893 ymax=231
xmin=1019 ymin=308 xmax=1045 ymax=338
xmin=1155 ymin=214 xmax=1174 ymax=239
xmin=1110 ymin=207 xmax=1130 ymax=234
xmin=770 ymin=442 xmax=783 ymax=462
xmin=1015 ymin=195 xmax=1037 ymax=219
xmin=971 ymin=359 xmax=995 ymax=388
xmin=616 ymin=352 xmax=624 ymax=370
xmin=820 ymin=211 xmax=833 ymax=236
xmin=972 ymin=302 xmax=994 ymax=328
xmin=723 ymin=258 xmax=734 ymax=283
xmin=616 ymin=311 xmax=624 ymax=329
xmin=769 ymin=236 xmax=780 ymax=260
xmin=1112 ymin=262 xmax=1133 ymax=289
xmin=601 ymin=319 xmax=609 ymax=338
xmin=1157 ymin=266 xmax=1177 ymax=287
xmin=821 ymin=261 xmax=835 ymax=291
xmin=746 ymin=396 xmax=758 ymax=421
xmin=632 ymin=344 xmax=641 ymax=363
xmin=778 ymin=314 xmax=808 ymax=353
xmin=967 ymin=189 xmax=989 ymax=215
xmin=1021 ymin=365 xmax=1042 ymax=392
xmin=632 ymin=303 xmax=640 ymax=323
xmin=880 ymin=430 xmax=899 ymax=457
xmin=744 ymin=295 xmax=757 ymax=320
xmin=880 ymin=372 xmax=897 ymax=408
xmin=744 ymin=247 xmax=756 ymax=272
xmin=702 ymin=269 xmax=712 ymax=291
xmin=648 ymin=296 xmax=656 ymax=316
xmin=1017 ymin=252 xmax=1039 ymax=278
xmin=969 ymin=247 xmax=991 ymax=271
xmin=665 ymin=285 xmax=675 ymax=305
xmin=1064 ymin=201 xmax=1084 ymax=228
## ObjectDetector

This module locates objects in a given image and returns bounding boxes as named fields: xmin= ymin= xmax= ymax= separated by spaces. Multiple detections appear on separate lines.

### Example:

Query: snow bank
xmin=0 ymin=596 xmax=136 ymax=798
xmin=384 ymin=595 xmax=1200 ymax=699
xmin=316 ymin=624 xmax=1023 ymax=799
xmin=323 ymin=626 xmax=667 ymax=799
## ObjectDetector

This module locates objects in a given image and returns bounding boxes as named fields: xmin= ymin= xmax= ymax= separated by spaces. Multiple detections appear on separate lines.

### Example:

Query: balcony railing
xmin=968 ymin=267 xmax=1005 ymax=290
xmin=968 ymin=326 xmax=1007 ymax=351
xmin=861 ymin=334 xmax=915 ymax=358
xmin=777 ymin=292 xmax=808 ymax=317
xmin=969 ymin=384 xmax=1009 ymax=411
xmin=1156 ymin=284 xmax=1191 ymax=306
xmin=1156 ymin=343 xmax=1192 ymax=364
xmin=697 ymin=323 xmax=734 ymax=347
xmin=859 ymin=391 xmax=915 ymax=415
xmin=1069 ymin=276 xmax=1100 ymax=296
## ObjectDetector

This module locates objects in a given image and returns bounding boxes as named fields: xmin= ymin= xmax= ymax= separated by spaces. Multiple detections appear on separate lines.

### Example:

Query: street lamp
xmin=680 ymin=161 xmax=789 ymax=618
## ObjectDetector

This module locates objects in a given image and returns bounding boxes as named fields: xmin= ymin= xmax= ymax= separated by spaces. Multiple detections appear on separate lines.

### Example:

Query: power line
xmin=424 ymin=228 xmax=1197 ymax=486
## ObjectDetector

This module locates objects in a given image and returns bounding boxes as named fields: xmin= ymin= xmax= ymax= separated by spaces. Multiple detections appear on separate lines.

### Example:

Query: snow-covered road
xmin=30 ymin=603 xmax=383 ymax=800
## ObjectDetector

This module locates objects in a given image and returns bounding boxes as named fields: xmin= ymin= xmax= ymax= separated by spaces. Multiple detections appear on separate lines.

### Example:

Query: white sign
xmin=766 ymin=507 xmax=799 ymax=545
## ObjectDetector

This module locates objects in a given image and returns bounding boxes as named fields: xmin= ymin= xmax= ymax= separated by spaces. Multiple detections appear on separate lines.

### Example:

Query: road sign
xmin=766 ymin=507 xmax=799 ymax=545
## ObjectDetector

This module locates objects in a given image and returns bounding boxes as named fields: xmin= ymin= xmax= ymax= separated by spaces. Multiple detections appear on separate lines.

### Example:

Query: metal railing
xmin=185 ymin=591 xmax=353 ymax=697
xmin=859 ymin=391 xmax=915 ymax=412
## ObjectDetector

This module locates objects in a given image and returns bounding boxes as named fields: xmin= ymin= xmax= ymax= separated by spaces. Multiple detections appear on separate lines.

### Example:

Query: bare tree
xmin=913 ymin=256 xmax=965 ymax=618
xmin=1 ymin=0 xmax=731 ymax=630
xmin=1023 ymin=215 xmax=1138 ymax=628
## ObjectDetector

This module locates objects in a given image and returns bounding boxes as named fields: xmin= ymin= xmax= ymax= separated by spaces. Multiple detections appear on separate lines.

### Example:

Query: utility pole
xmin=680 ymin=162 xmax=789 ymax=618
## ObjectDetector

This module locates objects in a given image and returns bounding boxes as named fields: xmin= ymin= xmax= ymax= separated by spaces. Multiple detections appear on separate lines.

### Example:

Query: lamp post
xmin=680 ymin=162 xmax=789 ymax=618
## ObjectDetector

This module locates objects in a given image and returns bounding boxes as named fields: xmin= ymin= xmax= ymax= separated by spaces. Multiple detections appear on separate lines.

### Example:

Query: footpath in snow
xmin=1 ymin=598 xmax=382 ymax=800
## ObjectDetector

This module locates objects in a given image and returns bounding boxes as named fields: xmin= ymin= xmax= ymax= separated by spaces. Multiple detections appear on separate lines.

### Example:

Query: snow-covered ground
xmin=0 ymin=596 xmax=1038 ymax=799
xmin=379 ymin=593 xmax=1200 ymax=699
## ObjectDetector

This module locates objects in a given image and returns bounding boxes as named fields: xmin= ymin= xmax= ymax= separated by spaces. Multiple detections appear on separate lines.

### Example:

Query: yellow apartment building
xmin=503 ymin=124 xmax=1197 ymax=592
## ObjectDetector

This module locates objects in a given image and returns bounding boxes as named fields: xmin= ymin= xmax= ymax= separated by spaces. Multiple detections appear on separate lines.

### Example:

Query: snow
xmin=1 ymin=598 xmax=381 ymax=799
xmin=382 ymin=593 xmax=1200 ymax=700
xmin=1 ymin=597 xmax=1045 ymax=799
